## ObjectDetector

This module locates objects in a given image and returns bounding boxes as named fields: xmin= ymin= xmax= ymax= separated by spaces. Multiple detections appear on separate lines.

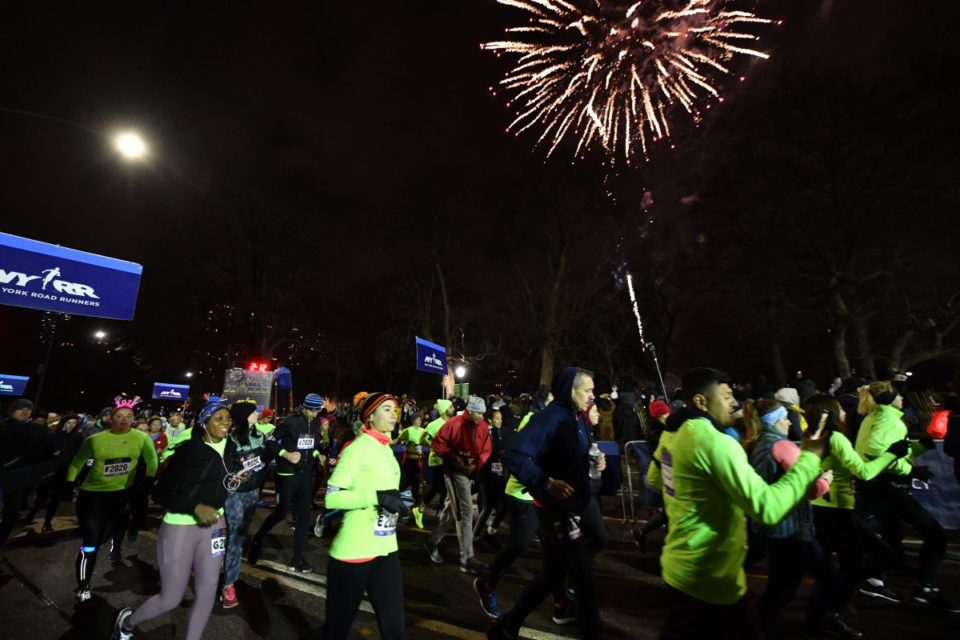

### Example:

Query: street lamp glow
xmin=185 ymin=371 xmax=194 ymax=378
xmin=455 ymin=365 xmax=467 ymax=379
xmin=94 ymin=330 xmax=107 ymax=340
xmin=113 ymin=131 xmax=147 ymax=160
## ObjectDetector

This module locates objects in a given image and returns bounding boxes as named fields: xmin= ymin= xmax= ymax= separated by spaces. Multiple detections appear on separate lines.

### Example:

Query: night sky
xmin=2 ymin=1 xmax=959 ymax=409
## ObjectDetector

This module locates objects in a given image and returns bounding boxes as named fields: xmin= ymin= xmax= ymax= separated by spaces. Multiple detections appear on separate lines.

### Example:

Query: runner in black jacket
xmin=248 ymin=393 xmax=325 ymax=571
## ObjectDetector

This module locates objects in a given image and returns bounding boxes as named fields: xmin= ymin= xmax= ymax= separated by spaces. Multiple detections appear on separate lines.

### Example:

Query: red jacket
xmin=431 ymin=413 xmax=492 ymax=470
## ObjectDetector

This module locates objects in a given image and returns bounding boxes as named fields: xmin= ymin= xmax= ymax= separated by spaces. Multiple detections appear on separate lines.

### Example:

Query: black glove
xmin=60 ymin=480 xmax=76 ymax=502
xmin=918 ymin=436 xmax=937 ymax=451
xmin=885 ymin=439 xmax=911 ymax=459
xmin=910 ymin=465 xmax=934 ymax=482
xmin=376 ymin=490 xmax=409 ymax=515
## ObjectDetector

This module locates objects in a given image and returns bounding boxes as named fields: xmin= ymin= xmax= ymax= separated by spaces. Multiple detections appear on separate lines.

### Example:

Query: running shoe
xmin=631 ymin=528 xmax=647 ymax=553
xmin=314 ymin=515 xmax=326 ymax=538
xmin=858 ymin=580 xmax=901 ymax=603
xmin=460 ymin=557 xmax=489 ymax=574
xmin=112 ymin=607 xmax=134 ymax=640
xmin=110 ymin=549 xmax=123 ymax=565
xmin=74 ymin=585 xmax=92 ymax=605
xmin=424 ymin=540 xmax=444 ymax=565
xmin=221 ymin=584 xmax=239 ymax=609
xmin=288 ymin=557 xmax=313 ymax=573
xmin=412 ymin=507 xmax=424 ymax=529
xmin=910 ymin=584 xmax=960 ymax=613
xmin=41 ymin=522 xmax=54 ymax=534
xmin=552 ymin=599 xmax=577 ymax=625
xmin=486 ymin=526 xmax=498 ymax=537
xmin=474 ymin=577 xmax=502 ymax=619
xmin=806 ymin=613 xmax=863 ymax=639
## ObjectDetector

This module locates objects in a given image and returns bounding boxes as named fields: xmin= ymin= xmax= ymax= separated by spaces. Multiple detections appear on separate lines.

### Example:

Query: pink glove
xmin=771 ymin=439 xmax=831 ymax=499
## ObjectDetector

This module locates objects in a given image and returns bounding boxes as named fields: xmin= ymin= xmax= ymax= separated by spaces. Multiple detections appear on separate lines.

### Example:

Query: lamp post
xmin=3 ymin=107 xmax=149 ymax=406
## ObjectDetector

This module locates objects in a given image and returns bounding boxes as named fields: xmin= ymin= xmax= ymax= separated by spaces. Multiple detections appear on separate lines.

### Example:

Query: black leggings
xmin=75 ymin=489 xmax=132 ymax=588
xmin=759 ymin=538 xmax=836 ymax=633
xmin=813 ymin=506 xmax=897 ymax=610
xmin=485 ymin=496 xmax=565 ymax=599
xmin=399 ymin=458 xmax=423 ymax=505
xmin=254 ymin=472 xmax=313 ymax=561
xmin=422 ymin=465 xmax=446 ymax=509
xmin=319 ymin=553 xmax=404 ymax=640
xmin=860 ymin=478 xmax=947 ymax=585
xmin=500 ymin=498 xmax=606 ymax=638
xmin=0 ymin=487 xmax=27 ymax=547
xmin=475 ymin=470 xmax=506 ymax=538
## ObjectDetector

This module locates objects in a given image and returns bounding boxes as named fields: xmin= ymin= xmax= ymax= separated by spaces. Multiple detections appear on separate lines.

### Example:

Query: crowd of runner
xmin=1 ymin=366 xmax=959 ymax=639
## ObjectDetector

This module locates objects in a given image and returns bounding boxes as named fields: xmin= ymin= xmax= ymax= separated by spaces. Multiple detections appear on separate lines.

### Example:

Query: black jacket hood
xmin=550 ymin=367 xmax=580 ymax=411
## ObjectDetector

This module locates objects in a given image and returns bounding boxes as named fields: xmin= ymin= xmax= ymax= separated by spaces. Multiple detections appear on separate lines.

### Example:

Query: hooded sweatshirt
xmin=504 ymin=367 xmax=594 ymax=512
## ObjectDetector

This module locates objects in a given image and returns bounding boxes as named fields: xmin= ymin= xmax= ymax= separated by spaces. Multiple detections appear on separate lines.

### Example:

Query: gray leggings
xmin=129 ymin=517 xmax=226 ymax=640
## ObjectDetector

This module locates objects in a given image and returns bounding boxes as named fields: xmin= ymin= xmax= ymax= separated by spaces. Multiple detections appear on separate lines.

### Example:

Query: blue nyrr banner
xmin=0 ymin=374 xmax=30 ymax=396
xmin=152 ymin=382 xmax=190 ymax=401
xmin=0 ymin=232 xmax=142 ymax=320
xmin=415 ymin=336 xmax=447 ymax=375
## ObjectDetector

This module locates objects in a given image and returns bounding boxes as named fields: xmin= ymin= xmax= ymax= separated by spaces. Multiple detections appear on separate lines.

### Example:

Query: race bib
xmin=373 ymin=508 xmax=399 ymax=537
xmin=660 ymin=450 xmax=675 ymax=497
xmin=210 ymin=528 xmax=226 ymax=557
xmin=297 ymin=436 xmax=315 ymax=450
xmin=242 ymin=455 xmax=263 ymax=472
xmin=491 ymin=462 xmax=504 ymax=477
xmin=103 ymin=458 xmax=132 ymax=477
xmin=414 ymin=445 xmax=423 ymax=455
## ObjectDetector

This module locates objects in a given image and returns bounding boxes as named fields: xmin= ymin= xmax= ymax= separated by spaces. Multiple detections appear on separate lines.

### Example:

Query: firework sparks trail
xmin=483 ymin=0 xmax=773 ymax=163
xmin=625 ymin=270 xmax=646 ymax=345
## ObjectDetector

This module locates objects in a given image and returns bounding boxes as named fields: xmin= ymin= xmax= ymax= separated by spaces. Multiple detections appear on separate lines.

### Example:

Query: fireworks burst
xmin=483 ymin=0 xmax=774 ymax=163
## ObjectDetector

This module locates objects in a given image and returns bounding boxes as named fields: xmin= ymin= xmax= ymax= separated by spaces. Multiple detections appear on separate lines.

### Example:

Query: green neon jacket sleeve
xmin=325 ymin=442 xmax=378 ymax=510
xmin=647 ymin=448 xmax=662 ymax=490
xmin=830 ymin=430 xmax=894 ymax=480
xmin=66 ymin=437 xmax=94 ymax=482
xmin=709 ymin=431 xmax=821 ymax=526
xmin=141 ymin=434 xmax=159 ymax=477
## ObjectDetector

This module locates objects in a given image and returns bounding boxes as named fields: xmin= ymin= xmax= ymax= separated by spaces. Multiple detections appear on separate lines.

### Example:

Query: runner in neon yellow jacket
xmin=320 ymin=392 xmax=406 ymax=639
xmin=655 ymin=367 xmax=829 ymax=636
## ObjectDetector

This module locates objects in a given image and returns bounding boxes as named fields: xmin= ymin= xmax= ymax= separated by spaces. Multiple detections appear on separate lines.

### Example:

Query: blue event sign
xmin=0 ymin=374 xmax=30 ymax=396
xmin=415 ymin=337 xmax=447 ymax=375
xmin=0 ymin=232 xmax=142 ymax=320
xmin=152 ymin=382 xmax=190 ymax=401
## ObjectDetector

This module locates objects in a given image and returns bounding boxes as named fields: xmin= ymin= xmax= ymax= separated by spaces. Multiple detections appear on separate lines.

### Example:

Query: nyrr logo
xmin=0 ymin=380 xmax=14 ymax=393
xmin=423 ymin=353 xmax=443 ymax=368
xmin=0 ymin=266 xmax=100 ymax=298
xmin=159 ymin=389 xmax=182 ymax=399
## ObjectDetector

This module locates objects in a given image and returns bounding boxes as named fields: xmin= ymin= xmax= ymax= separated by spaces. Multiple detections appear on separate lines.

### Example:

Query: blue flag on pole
xmin=415 ymin=337 xmax=447 ymax=375
xmin=152 ymin=382 xmax=190 ymax=401
xmin=0 ymin=232 xmax=142 ymax=320
xmin=0 ymin=374 xmax=30 ymax=396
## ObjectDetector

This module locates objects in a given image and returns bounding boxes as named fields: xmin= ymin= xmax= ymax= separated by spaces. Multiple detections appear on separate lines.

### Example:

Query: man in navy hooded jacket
xmin=490 ymin=367 xmax=606 ymax=639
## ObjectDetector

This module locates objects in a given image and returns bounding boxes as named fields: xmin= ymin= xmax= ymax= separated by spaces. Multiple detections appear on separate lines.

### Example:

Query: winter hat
xmin=466 ymin=396 xmax=487 ymax=414
xmin=774 ymin=388 xmax=800 ymax=407
xmin=7 ymin=398 xmax=35 ymax=415
xmin=197 ymin=400 xmax=228 ymax=427
xmin=259 ymin=408 xmax=275 ymax=420
xmin=360 ymin=392 xmax=398 ymax=423
xmin=797 ymin=379 xmax=817 ymax=402
xmin=435 ymin=398 xmax=453 ymax=415
xmin=649 ymin=400 xmax=670 ymax=419
xmin=302 ymin=393 xmax=324 ymax=411
xmin=229 ymin=400 xmax=258 ymax=426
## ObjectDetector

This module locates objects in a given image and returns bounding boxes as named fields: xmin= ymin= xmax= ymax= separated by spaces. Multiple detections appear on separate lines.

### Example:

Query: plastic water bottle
xmin=588 ymin=442 xmax=602 ymax=479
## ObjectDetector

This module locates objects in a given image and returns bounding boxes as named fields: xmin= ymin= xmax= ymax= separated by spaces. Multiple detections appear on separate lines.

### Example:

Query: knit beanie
xmin=230 ymin=400 xmax=258 ymax=426
xmin=360 ymin=392 xmax=397 ymax=423
xmin=7 ymin=398 xmax=35 ymax=415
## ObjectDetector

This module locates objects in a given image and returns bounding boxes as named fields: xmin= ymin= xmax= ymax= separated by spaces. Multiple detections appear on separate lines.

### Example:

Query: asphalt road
xmin=1 ymin=496 xmax=957 ymax=639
